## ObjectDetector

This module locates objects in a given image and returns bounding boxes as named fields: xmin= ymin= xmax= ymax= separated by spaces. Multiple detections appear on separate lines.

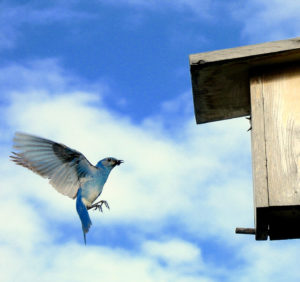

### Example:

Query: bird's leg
xmin=87 ymin=200 xmax=110 ymax=212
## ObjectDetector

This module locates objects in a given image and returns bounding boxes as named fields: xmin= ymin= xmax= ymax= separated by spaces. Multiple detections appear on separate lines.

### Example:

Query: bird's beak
xmin=116 ymin=160 xmax=124 ymax=166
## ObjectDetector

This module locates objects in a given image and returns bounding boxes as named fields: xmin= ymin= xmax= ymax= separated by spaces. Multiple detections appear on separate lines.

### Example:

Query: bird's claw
xmin=88 ymin=200 xmax=110 ymax=212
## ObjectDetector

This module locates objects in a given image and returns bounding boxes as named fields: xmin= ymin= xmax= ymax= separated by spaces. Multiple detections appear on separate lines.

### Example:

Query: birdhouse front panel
xmin=250 ymin=64 xmax=300 ymax=240
xmin=251 ymin=65 xmax=300 ymax=208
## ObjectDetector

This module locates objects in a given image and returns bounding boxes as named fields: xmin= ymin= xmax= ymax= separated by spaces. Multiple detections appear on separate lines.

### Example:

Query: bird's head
xmin=96 ymin=157 xmax=124 ymax=169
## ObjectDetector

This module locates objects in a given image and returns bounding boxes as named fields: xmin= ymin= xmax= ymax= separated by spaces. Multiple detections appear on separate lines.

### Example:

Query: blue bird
xmin=10 ymin=132 xmax=123 ymax=244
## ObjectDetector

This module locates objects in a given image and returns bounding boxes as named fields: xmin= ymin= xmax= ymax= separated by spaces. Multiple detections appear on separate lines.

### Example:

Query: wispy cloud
xmin=143 ymin=238 xmax=203 ymax=267
xmin=2 ymin=85 xmax=253 ymax=236
xmin=0 ymin=2 xmax=91 ymax=51
xmin=0 ymin=59 xmax=250 ymax=280
xmin=2 ymin=59 xmax=300 ymax=281
xmin=3 ymin=0 xmax=298 ymax=54
xmin=0 ymin=0 xmax=214 ymax=51
xmin=231 ymin=0 xmax=300 ymax=42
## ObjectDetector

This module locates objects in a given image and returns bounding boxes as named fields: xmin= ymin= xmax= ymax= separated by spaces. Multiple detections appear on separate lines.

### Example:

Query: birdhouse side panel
xmin=250 ymin=76 xmax=269 ymax=209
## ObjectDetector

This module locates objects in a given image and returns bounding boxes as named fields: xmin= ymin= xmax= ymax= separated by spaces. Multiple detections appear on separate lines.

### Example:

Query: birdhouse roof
xmin=189 ymin=37 xmax=300 ymax=124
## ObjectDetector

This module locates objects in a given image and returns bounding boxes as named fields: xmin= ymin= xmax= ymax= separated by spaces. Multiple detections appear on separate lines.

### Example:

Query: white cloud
xmin=3 ymin=59 xmax=300 ymax=282
xmin=0 ymin=238 xmax=214 ymax=282
xmin=229 ymin=241 xmax=300 ymax=282
xmin=143 ymin=239 xmax=202 ymax=266
xmin=232 ymin=0 xmax=300 ymax=42
xmin=3 ymin=87 xmax=253 ymax=239
xmin=0 ymin=0 xmax=215 ymax=52
xmin=3 ymin=0 xmax=298 ymax=55
xmin=0 ymin=59 xmax=249 ymax=281
xmin=0 ymin=59 xmax=96 ymax=93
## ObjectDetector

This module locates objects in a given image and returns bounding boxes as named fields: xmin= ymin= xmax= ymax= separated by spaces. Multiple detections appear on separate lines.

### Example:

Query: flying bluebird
xmin=10 ymin=132 xmax=123 ymax=244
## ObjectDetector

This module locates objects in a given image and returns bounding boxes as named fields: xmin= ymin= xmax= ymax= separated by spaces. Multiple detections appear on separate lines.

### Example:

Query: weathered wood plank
xmin=261 ymin=65 xmax=300 ymax=206
xmin=191 ymin=61 xmax=251 ymax=123
xmin=250 ymin=76 xmax=270 ymax=240
xmin=250 ymin=76 xmax=269 ymax=209
xmin=190 ymin=37 xmax=300 ymax=65
xmin=190 ymin=37 xmax=300 ymax=124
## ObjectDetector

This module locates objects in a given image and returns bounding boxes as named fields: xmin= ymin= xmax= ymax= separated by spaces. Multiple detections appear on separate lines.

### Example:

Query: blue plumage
xmin=10 ymin=132 xmax=123 ymax=244
xmin=76 ymin=188 xmax=92 ymax=245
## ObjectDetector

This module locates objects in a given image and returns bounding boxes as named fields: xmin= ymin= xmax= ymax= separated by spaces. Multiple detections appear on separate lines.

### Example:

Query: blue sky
xmin=1 ymin=1 xmax=300 ymax=281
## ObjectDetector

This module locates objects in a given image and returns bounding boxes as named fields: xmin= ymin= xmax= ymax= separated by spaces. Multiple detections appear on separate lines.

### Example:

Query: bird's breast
xmin=81 ymin=179 xmax=104 ymax=206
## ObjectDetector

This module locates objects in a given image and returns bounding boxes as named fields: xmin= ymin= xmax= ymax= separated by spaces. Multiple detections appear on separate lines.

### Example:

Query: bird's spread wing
xmin=10 ymin=132 xmax=95 ymax=199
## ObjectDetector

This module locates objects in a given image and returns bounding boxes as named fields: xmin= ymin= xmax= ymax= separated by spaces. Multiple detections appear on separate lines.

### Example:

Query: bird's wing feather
xmin=10 ymin=132 xmax=95 ymax=199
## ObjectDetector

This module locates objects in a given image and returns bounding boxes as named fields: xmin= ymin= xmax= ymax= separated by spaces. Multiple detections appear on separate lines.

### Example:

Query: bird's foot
xmin=88 ymin=200 xmax=110 ymax=212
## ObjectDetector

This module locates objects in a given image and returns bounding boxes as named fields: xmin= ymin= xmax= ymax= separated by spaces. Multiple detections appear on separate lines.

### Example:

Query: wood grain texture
xmin=262 ymin=66 xmax=300 ymax=206
xmin=250 ymin=76 xmax=269 ymax=208
xmin=191 ymin=61 xmax=251 ymax=123
xmin=251 ymin=65 xmax=300 ymax=239
xmin=250 ymin=76 xmax=270 ymax=240
xmin=190 ymin=37 xmax=300 ymax=124
xmin=190 ymin=37 xmax=300 ymax=65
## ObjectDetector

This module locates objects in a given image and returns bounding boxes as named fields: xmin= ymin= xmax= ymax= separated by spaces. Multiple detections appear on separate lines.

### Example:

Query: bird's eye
xmin=107 ymin=158 xmax=112 ymax=162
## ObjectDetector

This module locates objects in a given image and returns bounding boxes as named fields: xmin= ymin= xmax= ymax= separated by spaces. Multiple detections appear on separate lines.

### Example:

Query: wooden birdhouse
xmin=189 ymin=37 xmax=300 ymax=240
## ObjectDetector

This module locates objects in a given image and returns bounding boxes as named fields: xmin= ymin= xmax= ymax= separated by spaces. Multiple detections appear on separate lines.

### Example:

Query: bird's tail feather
xmin=76 ymin=188 xmax=92 ymax=245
